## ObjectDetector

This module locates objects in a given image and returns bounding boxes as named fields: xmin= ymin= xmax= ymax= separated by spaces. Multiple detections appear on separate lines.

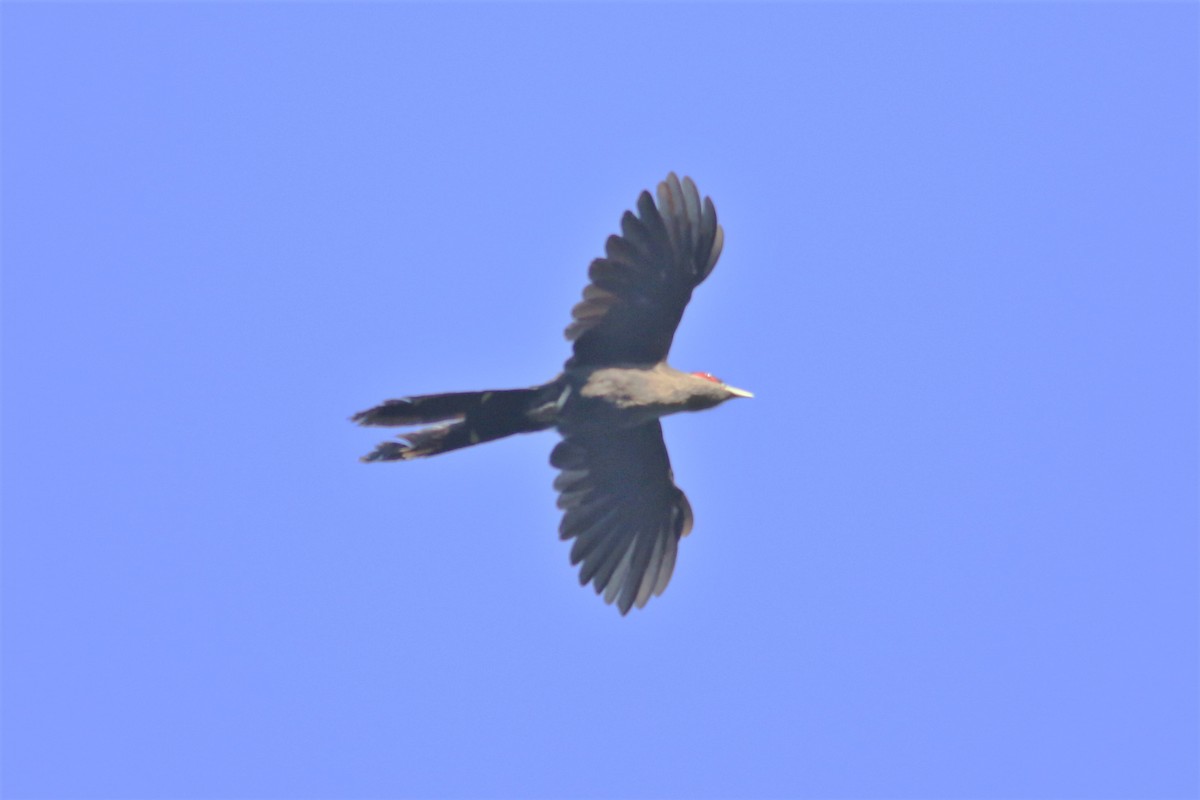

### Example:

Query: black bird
xmin=353 ymin=173 xmax=751 ymax=614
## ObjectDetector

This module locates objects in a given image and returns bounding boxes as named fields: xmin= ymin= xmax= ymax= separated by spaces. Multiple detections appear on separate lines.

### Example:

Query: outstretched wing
xmin=565 ymin=173 xmax=724 ymax=367
xmin=550 ymin=422 xmax=694 ymax=614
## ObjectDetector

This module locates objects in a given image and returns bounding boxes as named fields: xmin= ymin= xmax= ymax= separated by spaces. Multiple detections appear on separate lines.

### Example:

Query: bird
xmin=352 ymin=173 xmax=751 ymax=614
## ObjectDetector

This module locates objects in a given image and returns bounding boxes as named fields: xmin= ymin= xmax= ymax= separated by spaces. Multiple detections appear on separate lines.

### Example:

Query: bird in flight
xmin=353 ymin=173 xmax=751 ymax=614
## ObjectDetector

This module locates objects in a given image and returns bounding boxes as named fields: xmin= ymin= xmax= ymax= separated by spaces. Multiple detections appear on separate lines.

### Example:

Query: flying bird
xmin=353 ymin=174 xmax=751 ymax=614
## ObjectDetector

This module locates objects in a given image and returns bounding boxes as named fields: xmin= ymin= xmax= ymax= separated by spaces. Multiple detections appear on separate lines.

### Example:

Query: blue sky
xmin=3 ymin=4 xmax=1197 ymax=799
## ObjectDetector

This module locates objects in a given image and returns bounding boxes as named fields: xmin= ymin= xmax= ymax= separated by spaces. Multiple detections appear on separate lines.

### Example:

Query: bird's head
xmin=686 ymin=371 xmax=754 ymax=410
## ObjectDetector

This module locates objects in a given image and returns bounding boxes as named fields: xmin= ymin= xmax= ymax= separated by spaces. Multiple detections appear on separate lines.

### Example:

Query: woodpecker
xmin=353 ymin=174 xmax=751 ymax=614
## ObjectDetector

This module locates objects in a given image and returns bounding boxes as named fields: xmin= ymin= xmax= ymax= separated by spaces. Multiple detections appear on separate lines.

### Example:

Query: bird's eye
xmin=690 ymin=372 xmax=722 ymax=384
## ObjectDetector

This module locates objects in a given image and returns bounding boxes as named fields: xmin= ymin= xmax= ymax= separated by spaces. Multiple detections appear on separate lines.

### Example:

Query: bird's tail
xmin=352 ymin=385 xmax=559 ymax=461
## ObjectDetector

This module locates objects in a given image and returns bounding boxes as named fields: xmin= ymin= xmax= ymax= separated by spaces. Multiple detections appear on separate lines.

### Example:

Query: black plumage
xmin=353 ymin=174 xmax=750 ymax=614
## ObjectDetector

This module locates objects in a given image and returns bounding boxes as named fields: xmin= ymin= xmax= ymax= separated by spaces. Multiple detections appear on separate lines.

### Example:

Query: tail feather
xmin=354 ymin=386 xmax=555 ymax=461
xmin=360 ymin=421 xmax=473 ymax=461
xmin=351 ymin=391 xmax=508 ymax=427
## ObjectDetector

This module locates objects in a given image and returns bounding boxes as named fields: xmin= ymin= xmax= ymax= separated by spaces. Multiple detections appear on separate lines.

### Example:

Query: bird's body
xmin=354 ymin=174 xmax=749 ymax=614
xmin=564 ymin=364 xmax=751 ymax=433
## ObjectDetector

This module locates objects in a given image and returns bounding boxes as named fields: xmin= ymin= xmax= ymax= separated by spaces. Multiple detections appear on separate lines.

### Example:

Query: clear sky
xmin=3 ymin=4 xmax=1197 ymax=799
